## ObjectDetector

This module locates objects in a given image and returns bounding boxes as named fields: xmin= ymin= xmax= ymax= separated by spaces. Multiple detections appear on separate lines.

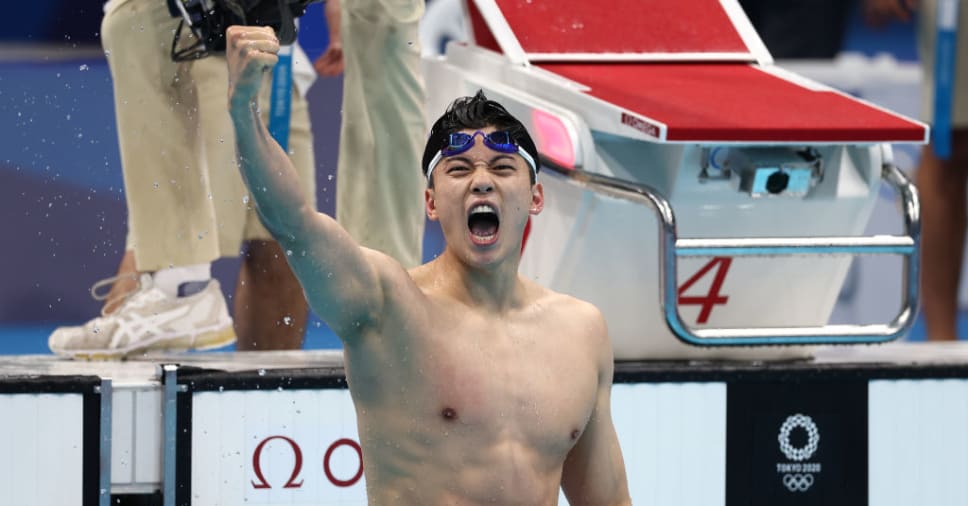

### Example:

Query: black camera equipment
xmin=170 ymin=0 xmax=320 ymax=62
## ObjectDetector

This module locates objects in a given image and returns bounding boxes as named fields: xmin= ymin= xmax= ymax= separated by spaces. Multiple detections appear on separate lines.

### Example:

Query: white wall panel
xmin=191 ymin=389 xmax=363 ymax=506
xmin=0 ymin=393 xmax=85 ymax=506
xmin=611 ymin=382 xmax=727 ymax=506
xmin=870 ymin=379 xmax=968 ymax=506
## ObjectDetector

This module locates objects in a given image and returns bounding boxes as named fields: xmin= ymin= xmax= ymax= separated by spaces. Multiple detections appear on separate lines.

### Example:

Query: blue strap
xmin=932 ymin=0 xmax=960 ymax=159
xmin=268 ymin=45 xmax=294 ymax=151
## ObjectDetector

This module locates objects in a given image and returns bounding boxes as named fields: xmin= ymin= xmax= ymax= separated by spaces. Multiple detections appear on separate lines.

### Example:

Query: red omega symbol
xmin=251 ymin=435 xmax=305 ymax=489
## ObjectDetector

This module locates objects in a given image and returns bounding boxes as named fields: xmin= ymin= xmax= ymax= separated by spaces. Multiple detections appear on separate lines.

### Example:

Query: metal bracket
xmin=542 ymin=159 xmax=919 ymax=346
xmin=161 ymin=364 xmax=179 ymax=506
xmin=98 ymin=378 xmax=113 ymax=506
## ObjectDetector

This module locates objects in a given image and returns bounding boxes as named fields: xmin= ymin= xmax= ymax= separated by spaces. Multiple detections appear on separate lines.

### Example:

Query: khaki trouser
xmin=101 ymin=0 xmax=317 ymax=272
xmin=337 ymin=0 xmax=427 ymax=268
xmin=919 ymin=0 xmax=968 ymax=127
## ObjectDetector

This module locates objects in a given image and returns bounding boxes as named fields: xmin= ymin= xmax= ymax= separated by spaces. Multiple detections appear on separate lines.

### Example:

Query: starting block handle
xmin=543 ymin=159 xmax=920 ymax=347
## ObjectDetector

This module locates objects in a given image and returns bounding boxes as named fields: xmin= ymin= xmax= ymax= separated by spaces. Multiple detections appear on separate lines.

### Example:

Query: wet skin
xmin=336 ymin=128 xmax=623 ymax=504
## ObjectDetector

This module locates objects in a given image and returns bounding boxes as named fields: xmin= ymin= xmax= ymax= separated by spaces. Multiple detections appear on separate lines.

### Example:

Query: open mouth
xmin=468 ymin=204 xmax=500 ymax=245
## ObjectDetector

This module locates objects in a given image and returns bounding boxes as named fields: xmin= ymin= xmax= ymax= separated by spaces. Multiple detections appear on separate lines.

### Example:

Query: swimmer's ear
xmin=529 ymin=183 xmax=544 ymax=215
xmin=425 ymin=188 xmax=439 ymax=221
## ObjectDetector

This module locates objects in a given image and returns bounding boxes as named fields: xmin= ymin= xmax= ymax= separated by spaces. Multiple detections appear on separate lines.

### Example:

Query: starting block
xmin=423 ymin=0 xmax=929 ymax=360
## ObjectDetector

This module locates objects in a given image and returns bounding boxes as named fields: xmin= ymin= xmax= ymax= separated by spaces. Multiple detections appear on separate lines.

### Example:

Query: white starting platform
xmin=5 ymin=346 xmax=968 ymax=506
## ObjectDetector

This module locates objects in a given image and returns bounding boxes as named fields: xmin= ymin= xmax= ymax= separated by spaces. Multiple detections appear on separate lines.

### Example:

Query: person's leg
xmin=918 ymin=130 xmax=968 ymax=341
xmin=49 ymin=0 xmax=236 ymax=358
xmin=194 ymin=50 xmax=315 ymax=350
xmin=105 ymin=3 xmax=222 ymax=271
xmin=917 ymin=0 xmax=968 ymax=340
xmin=234 ymin=240 xmax=308 ymax=350
xmin=100 ymin=250 xmax=138 ymax=314
xmin=336 ymin=0 xmax=426 ymax=268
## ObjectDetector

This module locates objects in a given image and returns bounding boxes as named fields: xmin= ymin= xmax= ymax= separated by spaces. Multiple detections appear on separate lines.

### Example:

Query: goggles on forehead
xmin=425 ymin=130 xmax=538 ymax=179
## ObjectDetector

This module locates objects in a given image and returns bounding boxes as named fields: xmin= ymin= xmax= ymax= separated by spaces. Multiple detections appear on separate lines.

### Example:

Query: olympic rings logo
xmin=777 ymin=414 xmax=819 ymax=462
xmin=782 ymin=473 xmax=815 ymax=492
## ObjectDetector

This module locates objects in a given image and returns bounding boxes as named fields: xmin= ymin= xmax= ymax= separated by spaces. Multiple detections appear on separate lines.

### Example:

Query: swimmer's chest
xmin=415 ymin=312 xmax=600 ymax=450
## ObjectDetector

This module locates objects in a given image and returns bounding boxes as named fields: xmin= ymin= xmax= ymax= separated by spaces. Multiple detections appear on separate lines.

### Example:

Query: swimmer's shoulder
xmin=532 ymin=287 xmax=613 ymax=370
xmin=359 ymin=247 xmax=427 ymax=299
xmin=527 ymin=280 xmax=608 ymax=333
xmin=407 ymin=262 xmax=440 ymax=293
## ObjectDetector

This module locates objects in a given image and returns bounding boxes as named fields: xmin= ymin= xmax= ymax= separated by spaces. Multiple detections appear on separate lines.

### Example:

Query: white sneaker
xmin=49 ymin=273 xmax=237 ymax=359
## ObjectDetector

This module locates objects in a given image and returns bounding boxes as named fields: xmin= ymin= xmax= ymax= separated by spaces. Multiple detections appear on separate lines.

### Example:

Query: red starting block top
xmin=470 ymin=0 xmax=770 ymax=62
xmin=541 ymin=62 xmax=929 ymax=143
xmin=467 ymin=0 xmax=928 ymax=144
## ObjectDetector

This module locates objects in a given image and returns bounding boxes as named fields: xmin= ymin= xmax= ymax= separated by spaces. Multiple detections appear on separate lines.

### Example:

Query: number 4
xmin=677 ymin=257 xmax=732 ymax=324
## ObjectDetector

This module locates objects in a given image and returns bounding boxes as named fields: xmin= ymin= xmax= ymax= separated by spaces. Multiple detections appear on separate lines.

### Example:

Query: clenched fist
xmin=226 ymin=25 xmax=280 ymax=109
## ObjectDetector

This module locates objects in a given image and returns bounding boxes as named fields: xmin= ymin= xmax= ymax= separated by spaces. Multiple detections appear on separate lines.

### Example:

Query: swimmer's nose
xmin=471 ymin=180 xmax=494 ymax=194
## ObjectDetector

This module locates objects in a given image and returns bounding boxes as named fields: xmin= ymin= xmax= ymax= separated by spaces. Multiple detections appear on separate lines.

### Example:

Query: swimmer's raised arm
xmin=226 ymin=25 xmax=391 ymax=335
xmin=560 ymin=305 xmax=631 ymax=506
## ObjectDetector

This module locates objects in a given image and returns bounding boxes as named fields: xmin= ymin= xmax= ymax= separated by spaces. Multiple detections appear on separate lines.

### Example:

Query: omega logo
xmin=251 ymin=435 xmax=364 ymax=489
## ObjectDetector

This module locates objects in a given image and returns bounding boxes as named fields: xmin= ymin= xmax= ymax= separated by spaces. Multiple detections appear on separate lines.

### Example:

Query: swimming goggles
xmin=425 ymin=130 xmax=537 ymax=179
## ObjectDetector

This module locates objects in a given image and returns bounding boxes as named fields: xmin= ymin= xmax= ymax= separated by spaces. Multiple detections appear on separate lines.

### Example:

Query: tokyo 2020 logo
xmin=776 ymin=413 xmax=821 ymax=492
xmin=778 ymin=413 xmax=820 ymax=461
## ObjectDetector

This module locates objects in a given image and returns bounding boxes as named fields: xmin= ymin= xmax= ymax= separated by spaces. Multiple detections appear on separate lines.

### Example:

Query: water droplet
xmin=79 ymin=64 xmax=89 ymax=71
xmin=92 ymin=326 xmax=100 ymax=334
xmin=286 ymin=249 xmax=293 ymax=256
xmin=104 ymin=49 xmax=111 ymax=56
xmin=257 ymin=368 xmax=266 ymax=376
xmin=282 ymin=315 xmax=292 ymax=326
xmin=152 ymin=182 xmax=159 ymax=189
xmin=218 ymin=386 xmax=224 ymax=392
xmin=242 ymin=195 xmax=250 ymax=205
xmin=327 ymin=174 xmax=334 ymax=181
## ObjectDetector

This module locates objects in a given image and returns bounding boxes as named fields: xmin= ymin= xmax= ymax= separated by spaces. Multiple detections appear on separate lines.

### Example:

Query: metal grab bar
xmin=540 ymin=161 xmax=920 ymax=347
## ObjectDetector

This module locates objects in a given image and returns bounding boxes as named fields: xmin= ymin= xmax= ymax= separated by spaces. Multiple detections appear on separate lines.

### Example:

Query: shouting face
xmin=425 ymin=126 xmax=544 ymax=267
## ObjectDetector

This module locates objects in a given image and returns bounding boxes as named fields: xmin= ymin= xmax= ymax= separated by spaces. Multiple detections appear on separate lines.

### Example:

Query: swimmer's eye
xmin=446 ymin=164 xmax=471 ymax=174
xmin=493 ymin=164 xmax=515 ymax=172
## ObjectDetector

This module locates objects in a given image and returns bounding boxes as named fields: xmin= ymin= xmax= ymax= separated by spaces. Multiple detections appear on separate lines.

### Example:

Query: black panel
xmin=111 ymin=492 xmax=163 ymax=506
xmin=614 ymin=360 xmax=968 ymax=384
xmin=177 ymin=366 xmax=348 ymax=392
xmin=0 ymin=374 xmax=103 ymax=394
xmin=82 ymin=385 xmax=101 ymax=506
xmin=175 ymin=388 xmax=193 ymax=506
xmin=726 ymin=379 xmax=868 ymax=506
